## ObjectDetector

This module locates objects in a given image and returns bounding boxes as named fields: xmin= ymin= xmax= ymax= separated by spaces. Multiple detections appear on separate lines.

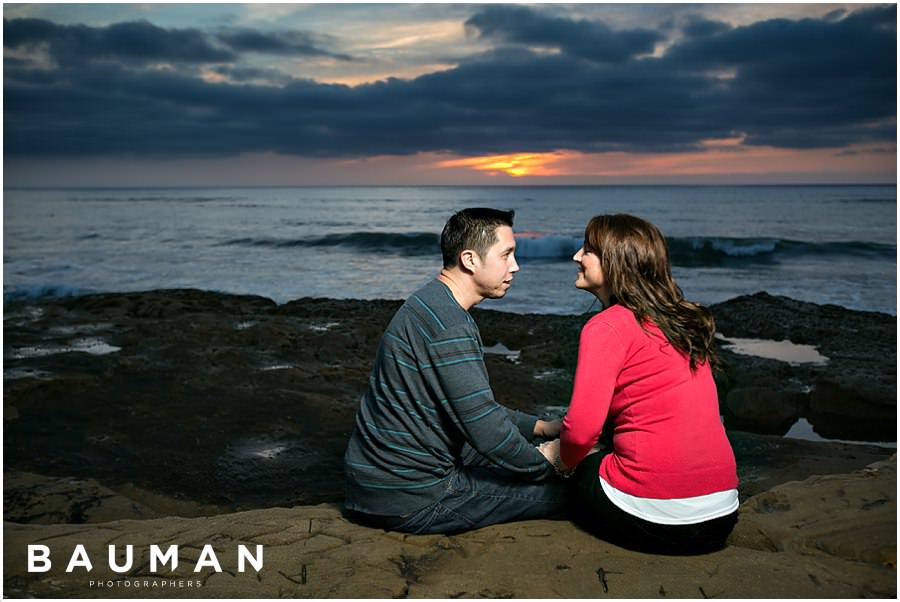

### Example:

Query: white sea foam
xmin=534 ymin=368 xmax=567 ymax=381
xmin=9 ymin=337 xmax=121 ymax=359
xmin=49 ymin=323 xmax=114 ymax=335
xmin=259 ymin=364 xmax=293 ymax=371
xmin=4 ymin=367 xmax=53 ymax=380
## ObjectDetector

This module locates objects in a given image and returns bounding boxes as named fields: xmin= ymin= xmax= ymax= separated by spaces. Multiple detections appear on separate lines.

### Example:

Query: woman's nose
xmin=573 ymin=247 xmax=584 ymax=262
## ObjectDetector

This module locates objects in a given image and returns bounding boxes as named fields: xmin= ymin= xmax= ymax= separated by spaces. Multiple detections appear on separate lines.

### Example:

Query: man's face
xmin=472 ymin=225 xmax=519 ymax=299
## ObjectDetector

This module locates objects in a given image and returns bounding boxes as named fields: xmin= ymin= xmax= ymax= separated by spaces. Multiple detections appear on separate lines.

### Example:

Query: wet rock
xmin=725 ymin=387 xmax=806 ymax=434
xmin=812 ymin=365 xmax=897 ymax=418
xmin=3 ymin=289 xmax=895 ymax=521
xmin=3 ymin=289 xmax=897 ymax=598
xmin=711 ymin=292 xmax=896 ymax=441
xmin=726 ymin=431 xmax=891 ymax=499
xmin=710 ymin=292 xmax=895 ymax=354
xmin=3 ymin=472 xmax=160 ymax=524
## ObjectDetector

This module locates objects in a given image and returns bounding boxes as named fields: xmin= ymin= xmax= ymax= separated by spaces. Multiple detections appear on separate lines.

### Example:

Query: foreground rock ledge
xmin=4 ymin=456 xmax=895 ymax=599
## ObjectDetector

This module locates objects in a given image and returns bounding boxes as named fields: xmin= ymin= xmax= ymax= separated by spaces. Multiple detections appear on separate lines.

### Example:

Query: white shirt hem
xmin=599 ymin=475 xmax=739 ymax=526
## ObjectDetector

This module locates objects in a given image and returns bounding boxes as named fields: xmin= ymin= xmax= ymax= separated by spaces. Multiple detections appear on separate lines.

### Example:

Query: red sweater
xmin=561 ymin=305 xmax=738 ymax=500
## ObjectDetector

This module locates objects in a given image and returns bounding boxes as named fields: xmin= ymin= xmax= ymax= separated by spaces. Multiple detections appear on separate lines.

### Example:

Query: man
xmin=344 ymin=208 xmax=567 ymax=534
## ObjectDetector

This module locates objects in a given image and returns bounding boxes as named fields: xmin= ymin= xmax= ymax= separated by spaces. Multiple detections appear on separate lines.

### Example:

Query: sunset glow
xmin=430 ymin=142 xmax=896 ymax=183
xmin=435 ymin=153 xmax=566 ymax=177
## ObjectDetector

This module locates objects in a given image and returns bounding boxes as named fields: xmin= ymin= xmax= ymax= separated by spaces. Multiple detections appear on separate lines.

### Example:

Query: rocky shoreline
xmin=3 ymin=289 xmax=897 ymax=597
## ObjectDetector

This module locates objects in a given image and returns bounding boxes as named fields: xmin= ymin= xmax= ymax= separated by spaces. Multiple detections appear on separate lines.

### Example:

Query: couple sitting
xmin=343 ymin=208 xmax=738 ymax=555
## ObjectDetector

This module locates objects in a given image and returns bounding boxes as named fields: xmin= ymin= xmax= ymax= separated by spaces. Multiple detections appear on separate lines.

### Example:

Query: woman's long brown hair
xmin=584 ymin=214 xmax=722 ymax=373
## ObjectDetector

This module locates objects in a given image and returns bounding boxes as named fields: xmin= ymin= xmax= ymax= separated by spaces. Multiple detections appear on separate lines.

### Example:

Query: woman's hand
xmin=534 ymin=419 xmax=562 ymax=438
xmin=537 ymin=438 xmax=573 ymax=478
xmin=537 ymin=438 xmax=560 ymax=463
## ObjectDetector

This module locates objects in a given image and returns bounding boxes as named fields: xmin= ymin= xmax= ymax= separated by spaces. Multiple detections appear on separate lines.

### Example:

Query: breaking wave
xmin=221 ymin=232 xmax=895 ymax=266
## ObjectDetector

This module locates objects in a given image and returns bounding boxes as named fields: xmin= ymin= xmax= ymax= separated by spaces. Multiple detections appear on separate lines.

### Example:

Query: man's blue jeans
xmin=352 ymin=444 xmax=569 ymax=534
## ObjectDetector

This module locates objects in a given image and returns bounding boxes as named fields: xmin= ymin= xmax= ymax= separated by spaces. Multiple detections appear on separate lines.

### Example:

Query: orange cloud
xmin=434 ymin=152 xmax=567 ymax=177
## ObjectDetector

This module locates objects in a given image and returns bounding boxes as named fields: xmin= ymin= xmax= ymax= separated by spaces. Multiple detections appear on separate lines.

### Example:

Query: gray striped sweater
xmin=344 ymin=279 xmax=555 ymax=516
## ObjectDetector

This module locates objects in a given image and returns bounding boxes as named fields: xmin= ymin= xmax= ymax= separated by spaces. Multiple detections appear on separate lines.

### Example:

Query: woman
xmin=544 ymin=213 xmax=738 ymax=555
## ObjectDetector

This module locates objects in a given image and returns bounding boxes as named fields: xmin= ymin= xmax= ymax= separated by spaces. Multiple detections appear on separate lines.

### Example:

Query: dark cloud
xmin=215 ymin=28 xmax=353 ymax=61
xmin=1 ymin=49 xmax=725 ymax=157
xmin=662 ymin=4 xmax=896 ymax=148
xmin=210 ymin=65 xmax=295 ymax=86
xmin=464 ymin=4 xmax=663 ymax=63
xmin=680 ymin=15 xmax=732 ymax=38
xmin=3 ymin=18 xmax=236 ymax=65
xmin=2 ymin=18 xmax=352 ymax=67
xmin=3 ymin=6 xmax=896 ymax=159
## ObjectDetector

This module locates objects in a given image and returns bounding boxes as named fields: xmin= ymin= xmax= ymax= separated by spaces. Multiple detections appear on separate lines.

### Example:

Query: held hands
xmin=536 ymin=438 xmax=573 ymax=478
xmin=537 ymin=438 xmax=560 ymax=463
xmin=533 ymin=419 xmax=562 ymax=438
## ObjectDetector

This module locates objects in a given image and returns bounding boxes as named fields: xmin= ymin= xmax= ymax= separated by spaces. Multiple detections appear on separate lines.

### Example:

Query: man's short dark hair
xmin=441 ymin=208 xmax=515 ymax=268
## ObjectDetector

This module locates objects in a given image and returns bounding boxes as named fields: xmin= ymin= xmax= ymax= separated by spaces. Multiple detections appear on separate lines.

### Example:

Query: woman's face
xmin=573 ymin=245 xmax=610 ymax=305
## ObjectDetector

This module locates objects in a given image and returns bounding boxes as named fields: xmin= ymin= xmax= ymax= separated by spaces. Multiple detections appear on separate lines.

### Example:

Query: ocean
xmin=3 ymin=185 xmax=896 ymax=316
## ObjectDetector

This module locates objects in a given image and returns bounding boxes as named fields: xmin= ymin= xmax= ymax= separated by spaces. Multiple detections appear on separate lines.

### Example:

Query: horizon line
xmin=4 ymin=182 xmax=897 ymax=191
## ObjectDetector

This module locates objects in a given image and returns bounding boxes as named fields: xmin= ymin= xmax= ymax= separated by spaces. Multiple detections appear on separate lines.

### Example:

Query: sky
xmin=2 ymin=2 xmax=897 ymax=186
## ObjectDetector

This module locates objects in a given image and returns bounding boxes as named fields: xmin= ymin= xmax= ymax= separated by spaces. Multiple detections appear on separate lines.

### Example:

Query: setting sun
xmin=435 ymin=153 xmax=564 ymax=177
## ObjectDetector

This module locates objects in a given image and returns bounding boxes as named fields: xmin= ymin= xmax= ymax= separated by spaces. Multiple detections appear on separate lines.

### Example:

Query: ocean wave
xmin=519 ymin=233 xmax=896 ymax=265
xmin=667 ymin=237 xmax=782 ymax=265
xmin=515 ymin=234 xmax=789 ymax=264
xmin=517 ymin=234 xmax=897 ymax=266
xmin=4 ymin=284 xmax=92 ymax=303
xmin=217 ymin=231 xmax=896 ymax=266
xmin=514 ymin=234 xmax=582 ymax=259
xmin=220 ymin=232 xmax=440 ymax=255
xmin=668 ymin=237 xmax=896 ymax=266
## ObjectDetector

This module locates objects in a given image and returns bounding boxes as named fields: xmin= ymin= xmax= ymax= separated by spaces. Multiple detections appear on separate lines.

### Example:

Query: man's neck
xmin=437 ymin=269 xmax=482 ymax=311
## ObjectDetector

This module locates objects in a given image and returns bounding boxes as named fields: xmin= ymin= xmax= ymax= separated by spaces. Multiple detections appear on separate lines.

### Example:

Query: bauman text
xmin=28 ymin=544 xmax=263 ymax=573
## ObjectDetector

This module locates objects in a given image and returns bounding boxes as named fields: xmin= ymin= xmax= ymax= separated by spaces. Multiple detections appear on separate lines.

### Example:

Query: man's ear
xmin=459 ymin=249 xmax=479 ymax=272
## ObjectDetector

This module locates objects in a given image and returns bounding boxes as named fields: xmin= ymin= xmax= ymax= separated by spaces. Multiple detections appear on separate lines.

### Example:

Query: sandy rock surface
xmin=4 ymin=456 xmax=895 ymax=598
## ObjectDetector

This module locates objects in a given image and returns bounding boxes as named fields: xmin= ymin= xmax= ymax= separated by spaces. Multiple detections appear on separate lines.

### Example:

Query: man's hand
xmin=534 ymin=419 xmax=562 ymax=438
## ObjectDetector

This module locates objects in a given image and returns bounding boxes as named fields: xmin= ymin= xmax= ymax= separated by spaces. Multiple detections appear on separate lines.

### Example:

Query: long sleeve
xmin=426 ymin=324 xmax=554 ymax=481
xmin=560 ymin=316 xmax=628 ymax=468
xmin=555 ymin=304 xmax=738 ymax=501
xmin=504 ymin=407 xmax=539 ymax=439
xmin=345 ymin=278 xmax=556 ymax=516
